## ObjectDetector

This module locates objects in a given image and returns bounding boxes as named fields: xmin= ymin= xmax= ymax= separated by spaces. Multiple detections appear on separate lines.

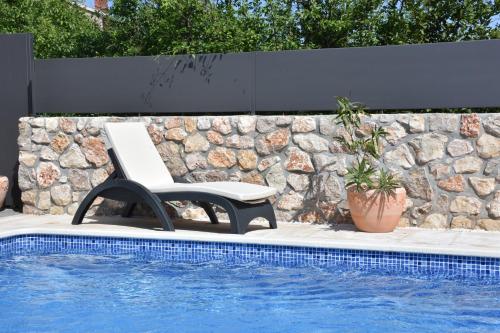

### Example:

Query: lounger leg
xmin=224 ymin=204 xmax=243 ymax=234
xmin=196 ymin=202 xmax=219 ymax=224
xmin=217 ymin=199 xmax=277 ymax=234
xmin=262 ymin=201 xmax=277 ymax=229
xmin=144 ymin=194 xmax=175 ymax=232
xmin=122 ymin=202 xmax=136 ymax=217
xmin=157 ymin=193 xmax=277 ymax=234
xmin=71 ymin=188 xmax=101 ymax=226
xmin=72 ymin=180 xmax=175 ymax=232
xmin=213 ymin=200 xmax=254 ymax=234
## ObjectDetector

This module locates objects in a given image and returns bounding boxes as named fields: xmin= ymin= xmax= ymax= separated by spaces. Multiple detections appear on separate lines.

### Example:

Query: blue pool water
xmin=1 ymin=253 xmax=499 ymax=332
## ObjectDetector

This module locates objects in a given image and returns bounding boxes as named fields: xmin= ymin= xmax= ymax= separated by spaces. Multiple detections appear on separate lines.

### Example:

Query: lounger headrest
xmin=104 ymin=122 xmax=174 ymax=188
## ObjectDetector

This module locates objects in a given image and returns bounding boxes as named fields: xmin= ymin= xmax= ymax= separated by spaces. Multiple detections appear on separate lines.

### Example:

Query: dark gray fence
xmin=0 ymin=33 xmax=33 ymax=207
xmin=34 ymin=53 xmax=254 ymax=114
xmin=256 ymin=40 xmax=500 ymax=111
xmin=34 ymin=39 xmax=500 ymax=114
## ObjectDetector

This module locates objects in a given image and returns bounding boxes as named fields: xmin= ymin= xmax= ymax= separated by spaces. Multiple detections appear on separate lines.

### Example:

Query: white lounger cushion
xmin=148 ymin=182 xmax=277 ymax=201
xmin=104 ymin=122 xmax=277 ymax=202
xmin=105 ymin=122 xmax=174 ymax=189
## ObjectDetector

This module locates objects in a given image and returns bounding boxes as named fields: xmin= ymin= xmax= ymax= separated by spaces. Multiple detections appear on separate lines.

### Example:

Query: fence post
xmin=0 ymin=33 xmax=34 ymax=208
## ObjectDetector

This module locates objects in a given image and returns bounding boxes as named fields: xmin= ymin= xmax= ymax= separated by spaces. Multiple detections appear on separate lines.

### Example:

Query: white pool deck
xmin=0 ymin=212 xmax=499 ymax=258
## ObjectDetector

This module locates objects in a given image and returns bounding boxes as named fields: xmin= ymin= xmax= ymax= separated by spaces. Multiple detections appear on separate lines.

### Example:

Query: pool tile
xmin=1 ymin=234 xmax=500 ymax=279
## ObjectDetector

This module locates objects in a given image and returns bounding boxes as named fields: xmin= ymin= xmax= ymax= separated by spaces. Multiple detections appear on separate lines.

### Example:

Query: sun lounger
xmin=71 ymin=122 xmax=277 ymax=234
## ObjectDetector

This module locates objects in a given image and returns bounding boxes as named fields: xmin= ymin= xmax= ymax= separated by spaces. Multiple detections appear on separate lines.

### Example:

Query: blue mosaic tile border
xmin=1 ymin=233 xmax=499 ymax=279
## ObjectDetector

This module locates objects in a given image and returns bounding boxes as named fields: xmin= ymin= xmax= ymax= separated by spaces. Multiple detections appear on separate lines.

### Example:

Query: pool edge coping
xmin=1 ymin=226 xmax=500 ymax=259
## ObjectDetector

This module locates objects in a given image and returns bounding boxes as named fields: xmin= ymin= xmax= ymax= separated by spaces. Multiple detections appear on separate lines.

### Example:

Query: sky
xmin=84 ymin=0 xmax=111 ymax=8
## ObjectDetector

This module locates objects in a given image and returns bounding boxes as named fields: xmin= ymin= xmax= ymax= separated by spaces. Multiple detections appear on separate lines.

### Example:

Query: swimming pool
xmin=1 ymin=234 xmax=499 ymax=332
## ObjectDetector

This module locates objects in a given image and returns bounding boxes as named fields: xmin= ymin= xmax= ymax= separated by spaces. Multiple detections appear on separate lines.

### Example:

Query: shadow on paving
xmin=80 ymin=215 xmax=271 ymax=234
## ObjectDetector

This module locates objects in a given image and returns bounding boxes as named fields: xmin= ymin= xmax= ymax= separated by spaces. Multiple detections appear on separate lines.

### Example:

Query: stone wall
xmin=17 ymin=114 xmax=500 ymax=230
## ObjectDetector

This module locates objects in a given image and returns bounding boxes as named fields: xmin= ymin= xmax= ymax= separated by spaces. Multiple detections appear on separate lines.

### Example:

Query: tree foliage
xmin=104 ymin=0 xmax=302 ymax=55
xmin=0 ymin=0 xmax=103 ymax=58
xmin=0 ymin=0 xmax=498 ymax=58
xmin=298 ymin=0 xmax=500 ymax=48
xmin=377 ymin=0 xmax=500 ymax=44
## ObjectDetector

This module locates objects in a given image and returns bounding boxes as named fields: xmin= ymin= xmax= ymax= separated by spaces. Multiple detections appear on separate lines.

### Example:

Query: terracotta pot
xmin=347 ymin=187 xmax=406 ymax=233
xmin=0 ymin=176 xmax=8 ymax=210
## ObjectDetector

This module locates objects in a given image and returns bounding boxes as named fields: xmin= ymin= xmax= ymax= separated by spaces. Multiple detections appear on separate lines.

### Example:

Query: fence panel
xmin=34 ymin=53 xmax=254 ymax=114
xmin=0 ymin=33 xmax=33 ymax=207
xmin=34 ymin=40 xmax=500 ymax=114
xmin=255 ymin=40 xmax=500 ymax=111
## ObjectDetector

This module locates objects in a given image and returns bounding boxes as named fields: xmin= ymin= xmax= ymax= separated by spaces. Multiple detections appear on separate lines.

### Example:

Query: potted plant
xmin=334 ymin=97 xmax=406 ymax=232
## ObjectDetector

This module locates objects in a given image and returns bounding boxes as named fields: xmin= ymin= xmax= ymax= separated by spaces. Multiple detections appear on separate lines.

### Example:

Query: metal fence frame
xmin=0 ymin=33 xmax=33 ymax=207
xmin=33 ymin=39 xmax=500 ymax=115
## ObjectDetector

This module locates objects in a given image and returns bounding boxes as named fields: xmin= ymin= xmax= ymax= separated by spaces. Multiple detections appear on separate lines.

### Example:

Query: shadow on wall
xmin=142 ymin=54 xmax=221 ymax=109
xmin=10 ymin=162 xmax=23 ymax=210
xmin=292 ymin=162 xmax=352 ymax=225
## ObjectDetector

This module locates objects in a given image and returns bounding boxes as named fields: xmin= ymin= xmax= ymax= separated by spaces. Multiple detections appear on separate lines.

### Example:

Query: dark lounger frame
xmin=72 ymin=149 xmax=277 ymax=234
